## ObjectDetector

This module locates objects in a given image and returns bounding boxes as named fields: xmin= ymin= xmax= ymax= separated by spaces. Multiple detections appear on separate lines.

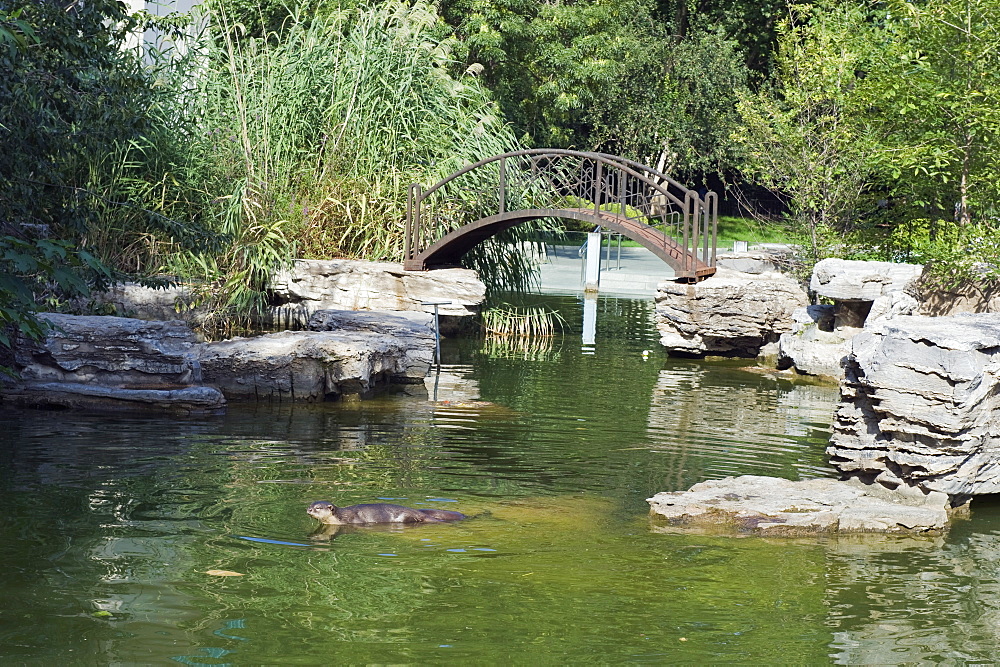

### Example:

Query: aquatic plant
xmin=480 ymin=303 xmax=566 ymax=338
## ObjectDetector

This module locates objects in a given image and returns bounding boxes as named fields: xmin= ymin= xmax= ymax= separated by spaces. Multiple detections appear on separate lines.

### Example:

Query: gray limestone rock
xmin=828 ymin=313 xmax=1000 ymax=496
xmin=811 ymin=258 xmax=923 ymax=302
xmin=778 ymin=321 xmax=851 ymax=378
xmin=196 ymin=321 xmax=434 ymax=401
xmin=11 ymin=314 xmax=204 ymax=386
xmin=268 ymin=259 xmax=485 ymax=330
xmin=778 ymin=263 xmax=922 ymax=379
xmin=2 ymin=313 xmax=225 ymax=414
xmin=647 ymin=475 xmax=955 ymax=535
xmin=655 ymin=268 xmax=809 ymax=356
xmin=97 ymin=282 xmax=207 ymax=325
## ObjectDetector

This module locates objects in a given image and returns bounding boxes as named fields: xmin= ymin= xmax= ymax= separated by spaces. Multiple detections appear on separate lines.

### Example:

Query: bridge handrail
xmin=414 ymin=148 xmax=698 ymax=211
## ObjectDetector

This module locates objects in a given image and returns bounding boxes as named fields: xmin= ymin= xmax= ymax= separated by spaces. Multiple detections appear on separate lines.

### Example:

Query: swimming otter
xmin=307 ymin=501 xmax=467 ymax=525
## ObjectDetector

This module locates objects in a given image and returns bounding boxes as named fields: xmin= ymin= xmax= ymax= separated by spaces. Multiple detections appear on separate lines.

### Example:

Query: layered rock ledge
xmin=197 ymin=310 xmax=434 ymax=401
xmin=778 ymin=259 xmax=922 ymax=379
xmin=1 ymin=310 xmax=435 ymax=411
xmin=268 ymin=259 xmax=485 ymax=330
xmin=829 ymin=312 xmax=1000 ymax=496
xmin=647 ymin=475 xmax=956 ymax=535
xmin=98 ymin=259 xmax=486 ymax=331
xmin=1 ymin=313 xmax=225 ymax=414
xmin=655 ymin=268 xmax=809 ymax=356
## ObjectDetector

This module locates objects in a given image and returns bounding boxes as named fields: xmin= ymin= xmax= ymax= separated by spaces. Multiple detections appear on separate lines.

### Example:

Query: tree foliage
xmin=733 ymin=2 xmax=885 ymax=260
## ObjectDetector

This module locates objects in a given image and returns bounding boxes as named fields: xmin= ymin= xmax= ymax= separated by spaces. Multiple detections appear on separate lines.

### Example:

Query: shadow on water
xmin=3 ymin=294 xmax=1000 ymax=662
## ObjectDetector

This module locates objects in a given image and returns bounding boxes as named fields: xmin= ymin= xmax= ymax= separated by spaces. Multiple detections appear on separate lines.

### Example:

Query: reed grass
xmin=81 ymin=1 xmax=542 ymax=320
xmin=481 ymin=303 xmax=567 ymax=338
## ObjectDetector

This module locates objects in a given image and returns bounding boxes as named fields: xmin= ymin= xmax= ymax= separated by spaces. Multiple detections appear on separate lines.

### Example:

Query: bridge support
xmin=584 ymin=231 xmax=602 ymax=292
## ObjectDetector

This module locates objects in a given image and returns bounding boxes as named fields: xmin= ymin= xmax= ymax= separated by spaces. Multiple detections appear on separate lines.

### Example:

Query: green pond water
xmin=3 ymin=294 xmax=1000 ymax=664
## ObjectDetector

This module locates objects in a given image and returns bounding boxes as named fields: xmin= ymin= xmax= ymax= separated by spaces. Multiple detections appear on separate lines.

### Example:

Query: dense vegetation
xmin=2 ymin=0 xmax=999 ymax=353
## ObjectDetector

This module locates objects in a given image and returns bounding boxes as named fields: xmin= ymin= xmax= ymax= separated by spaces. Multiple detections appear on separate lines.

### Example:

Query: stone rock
xmin=828 ymin=313 xmax=1000 ymax=496
xmin=778 ymin=321 xmax=851 ymax=378
xmin=196 ymin=314 xmax=434 ymax=401
xmin=308 ymin=309 xmax=434 ymax=336
xmin=655 ymin=268 xmax=809 ymax=356
xmin=715 ymin=251 xmax=778 ymax=275
xmin=97 ymin=282 xmax=207 ymax=325
xmin=1 ymin=313 xmax=225 ymax=414
xmin=811 ymin=258 xmax=923 ymax=302
xmin=1 ymin=382 xmax=225 ymax=415
xmin=11 ymin=314 xmax=203 ymax=386
xmin=867 ymin=290 xmax=920 ymax=323
xmin=268 ymin=259 xmax=485 ymax=330
xmin=647 ymin=475 xmax=954 ymax=535
xmin=778 ymin=263 xmax=923 ymax=379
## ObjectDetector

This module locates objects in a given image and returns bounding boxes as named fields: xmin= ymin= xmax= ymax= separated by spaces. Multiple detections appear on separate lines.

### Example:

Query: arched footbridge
xmin=403 ymin=149 xmax=717 ymax=282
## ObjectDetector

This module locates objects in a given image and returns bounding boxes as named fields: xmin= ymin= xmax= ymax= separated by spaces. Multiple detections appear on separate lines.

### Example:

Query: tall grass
xmin=82 ymin=1 xmax=538 ymax=320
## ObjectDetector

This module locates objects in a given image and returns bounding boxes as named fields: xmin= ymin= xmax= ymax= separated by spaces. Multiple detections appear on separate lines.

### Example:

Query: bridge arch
xmin=403 ymin=149 xmax=717 ymax=282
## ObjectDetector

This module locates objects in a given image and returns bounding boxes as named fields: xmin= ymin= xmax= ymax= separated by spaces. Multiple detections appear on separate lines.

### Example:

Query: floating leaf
xmin=206 ymin=569 xmax=245 ymax=577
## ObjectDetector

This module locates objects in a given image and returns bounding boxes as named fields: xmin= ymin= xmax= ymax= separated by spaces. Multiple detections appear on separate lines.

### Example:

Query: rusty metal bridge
xmin=403 ymin=149 xmax=717 ymax=282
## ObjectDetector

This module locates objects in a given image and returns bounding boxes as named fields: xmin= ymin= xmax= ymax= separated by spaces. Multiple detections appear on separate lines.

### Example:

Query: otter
xmin=307 ymin=500 xmax=467 ymax=525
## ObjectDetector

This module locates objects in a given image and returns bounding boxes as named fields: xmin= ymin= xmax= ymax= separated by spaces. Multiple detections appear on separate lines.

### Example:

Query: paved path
xmin=532 ymin=243 xmax=675 ymax=297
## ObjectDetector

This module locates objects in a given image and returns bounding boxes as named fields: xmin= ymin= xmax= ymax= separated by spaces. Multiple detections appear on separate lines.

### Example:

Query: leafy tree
xmin=732 ymin=2 xmax=886 ymax=261
xmin=877 ymin=0 xmax=1000 ymax=227
xmin=0 ymin=2 xmax=135 ymax=366
xmin=589 ymin=25 xmax=749 ymax=176
xmin=654 ymin=0 xmax=788 ymax=74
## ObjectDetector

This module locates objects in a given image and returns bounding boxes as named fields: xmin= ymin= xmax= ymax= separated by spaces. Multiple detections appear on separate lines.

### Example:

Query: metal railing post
xmin=499 ymin=157 xmax=506 ymax=214
xmin=594 ymin=159 xmax=603 ymax=215
xmin=405 ymin=184 xmax=414 ymax=260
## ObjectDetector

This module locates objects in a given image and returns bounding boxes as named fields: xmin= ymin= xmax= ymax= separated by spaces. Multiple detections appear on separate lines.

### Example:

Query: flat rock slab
xmin=811 ymin=258 xmax=922 ymax=302
xmin=269 ymin=259 xmax=486 ymax=329
xmin=196 ymin=326 xmax=433 ymax=401
xmin=2 ymin=382 xmax=225 ymax=415
xmin=647 ymin=475 xmax=953 ymax=535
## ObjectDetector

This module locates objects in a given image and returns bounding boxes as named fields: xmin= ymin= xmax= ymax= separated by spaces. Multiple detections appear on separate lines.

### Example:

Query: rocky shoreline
xmin=649 ymin=256 xmax=1000 ymax=535
xmin=0 ymin=260 xmax=484 ymax=414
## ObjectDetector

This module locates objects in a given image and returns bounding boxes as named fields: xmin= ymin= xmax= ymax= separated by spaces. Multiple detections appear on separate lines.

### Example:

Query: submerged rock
xmin=647 ymin=475 xmax=956 ymax=535
xmin=654 ymin=268 xmax=808 ymax=356
xmin=829 ymin=312 xmax=1000 ymax=496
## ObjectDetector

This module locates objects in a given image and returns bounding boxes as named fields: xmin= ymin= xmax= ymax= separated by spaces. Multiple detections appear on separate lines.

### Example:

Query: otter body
xmin=307 ymin=501 xmax=466 ymax=525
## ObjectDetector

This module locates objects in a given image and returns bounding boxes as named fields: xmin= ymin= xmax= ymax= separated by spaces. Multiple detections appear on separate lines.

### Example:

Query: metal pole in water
xmin=421 ymin=299 xmax=451 ymax=365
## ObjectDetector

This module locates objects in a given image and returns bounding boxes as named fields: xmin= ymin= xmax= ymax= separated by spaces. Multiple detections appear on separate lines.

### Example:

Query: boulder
xmin=778 ymin=319 xmax=852 ymax=378
xmin=811 ymin=258 xmax=922 ymax=302
xmin=1 ymin=313 xmax=225 ymax=414
xmin=268 ymin=259 xmax=485 ymax=330
xmin=197 ymin=311 xmax=434 ymax=400
xmin=647 ymin=475 xmax=956 ymax=535
xmin=829 ymin=313 xmax=1000 ymax=496
xmin=715 ymin=251 xmax=779 ymax=275
xmin=96 ymin=282 xmax=207 ymax=325
xmin=779 ymin=262 xmax=922 ymax=379
xmin=655 ymin=268 xmax=809 ymax=356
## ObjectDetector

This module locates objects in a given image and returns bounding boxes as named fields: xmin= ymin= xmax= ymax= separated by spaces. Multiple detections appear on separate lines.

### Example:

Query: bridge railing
xmin=405 ymin=149 xmax=717 ymax=277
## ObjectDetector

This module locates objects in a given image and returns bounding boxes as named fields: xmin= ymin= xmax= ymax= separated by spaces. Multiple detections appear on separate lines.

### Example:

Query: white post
xmin=582 ymin=293 xmax=598 ymax=353
xmin=583 ymin=231 xmax=602 ymax=292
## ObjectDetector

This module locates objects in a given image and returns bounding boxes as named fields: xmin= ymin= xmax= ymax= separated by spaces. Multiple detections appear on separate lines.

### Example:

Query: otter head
xmin=307 ymin=501 xmax=337 ymax=523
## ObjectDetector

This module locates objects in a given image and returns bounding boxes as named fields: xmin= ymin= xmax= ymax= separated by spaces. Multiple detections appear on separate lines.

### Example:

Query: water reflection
xmin=825 ymin=520 xmax=1000 ymax=664
xmin=647 ymin=364 xmax=838 ymax=485
xmin=5 ymin=294 xmax=1000 ymax=662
